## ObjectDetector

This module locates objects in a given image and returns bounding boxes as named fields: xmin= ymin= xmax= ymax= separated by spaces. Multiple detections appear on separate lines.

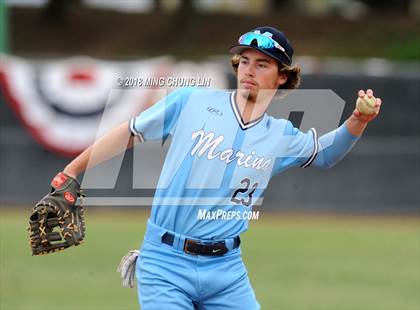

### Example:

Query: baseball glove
xmin=28 ymin=172 xmax=86 ymax=255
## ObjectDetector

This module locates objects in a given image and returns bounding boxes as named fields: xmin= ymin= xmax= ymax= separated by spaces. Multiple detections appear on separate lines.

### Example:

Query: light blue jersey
xmin=130 ymin=87 xmax=359 ymax=239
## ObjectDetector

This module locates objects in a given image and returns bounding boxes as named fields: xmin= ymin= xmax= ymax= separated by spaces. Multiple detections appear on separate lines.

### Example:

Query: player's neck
xmin=235 ymin=91 xmax=272 ymax=124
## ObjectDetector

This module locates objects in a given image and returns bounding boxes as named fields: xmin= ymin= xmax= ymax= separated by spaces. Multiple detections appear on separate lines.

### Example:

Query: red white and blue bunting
xmin=0 ymin=55 xmax=228 ymax=156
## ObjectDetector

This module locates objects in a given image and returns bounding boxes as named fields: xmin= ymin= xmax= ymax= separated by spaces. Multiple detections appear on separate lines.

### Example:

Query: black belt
xmin=161 ymin=232 xmax=241 ymax=256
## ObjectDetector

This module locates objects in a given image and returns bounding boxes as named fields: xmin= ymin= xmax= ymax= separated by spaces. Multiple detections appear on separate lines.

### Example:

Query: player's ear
xmin=276 ymin=72 xmax=287 ymax=87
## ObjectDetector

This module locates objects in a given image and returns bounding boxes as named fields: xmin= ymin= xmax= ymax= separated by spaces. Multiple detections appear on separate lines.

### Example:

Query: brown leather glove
xmin=28 ymin=172 xmax=86 ymax=255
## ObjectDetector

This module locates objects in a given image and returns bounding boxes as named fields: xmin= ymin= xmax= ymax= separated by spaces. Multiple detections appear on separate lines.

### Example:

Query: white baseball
xmin=356 ymin=94 xmax=378 ymax=115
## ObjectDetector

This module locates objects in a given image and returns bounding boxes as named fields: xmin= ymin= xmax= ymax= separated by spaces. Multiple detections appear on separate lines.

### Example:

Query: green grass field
xmin=1 ymin=208 xmax=419 ymax=310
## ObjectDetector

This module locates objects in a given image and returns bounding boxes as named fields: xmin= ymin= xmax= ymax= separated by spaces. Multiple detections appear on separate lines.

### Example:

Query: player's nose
xmin=244 ymin=65 xmax=255 ymax=77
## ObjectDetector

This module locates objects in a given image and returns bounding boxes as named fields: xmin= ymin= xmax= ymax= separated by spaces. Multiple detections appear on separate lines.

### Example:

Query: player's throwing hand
xmin=353 ymin=89 xmax=382 ymax=123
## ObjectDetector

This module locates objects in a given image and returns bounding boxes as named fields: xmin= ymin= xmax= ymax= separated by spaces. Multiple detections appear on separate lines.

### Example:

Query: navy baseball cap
xmin=230 ymin=26 xmax=294 ymax=66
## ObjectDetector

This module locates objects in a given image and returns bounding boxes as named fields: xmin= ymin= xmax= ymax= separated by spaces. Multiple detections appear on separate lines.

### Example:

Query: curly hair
xmin=230 ymin=54 xmax=301 ymax=90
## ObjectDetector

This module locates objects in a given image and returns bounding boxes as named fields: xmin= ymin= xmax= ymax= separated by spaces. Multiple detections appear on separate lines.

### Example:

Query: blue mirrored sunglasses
xmin=238 ymin=32 xmax=291 ymax=64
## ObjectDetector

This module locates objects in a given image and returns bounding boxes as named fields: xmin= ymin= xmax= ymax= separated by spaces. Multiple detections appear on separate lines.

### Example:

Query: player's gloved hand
xmin=28 ymin=172 xmax=86 ymax=255
xmin=353 ymin=89 xmax=382 ymax=123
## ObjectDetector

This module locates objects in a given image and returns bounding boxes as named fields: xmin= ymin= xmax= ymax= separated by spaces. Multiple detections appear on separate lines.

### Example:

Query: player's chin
xmin=239 ymin=87 xmax=258 ymax=99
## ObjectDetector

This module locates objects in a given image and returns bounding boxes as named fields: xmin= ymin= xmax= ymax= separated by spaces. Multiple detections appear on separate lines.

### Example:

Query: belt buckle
xmin=183 ymin=239 xmax=199 ymax=256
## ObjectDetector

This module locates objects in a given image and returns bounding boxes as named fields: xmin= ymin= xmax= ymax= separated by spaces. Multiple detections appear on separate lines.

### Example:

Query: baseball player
xmin=61 ymin=26 xmax=381 ymax=309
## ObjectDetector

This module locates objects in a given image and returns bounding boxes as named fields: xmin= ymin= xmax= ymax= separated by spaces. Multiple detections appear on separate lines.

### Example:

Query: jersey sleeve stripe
xmin=129 ymin=118 xmax=145 ymax=143
xmin=300 ymin=128 xmax=318 ymax=168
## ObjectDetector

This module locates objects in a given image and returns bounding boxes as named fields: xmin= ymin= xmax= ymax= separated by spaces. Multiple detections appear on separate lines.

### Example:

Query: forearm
xmin=313 ymin=122 xmax=360 ymax=168
xmin=63 ymin=121 xmax=135 ymax=178
xmin=345 ymin=114 xmax=368 ymax=136
xmin=310 ymin=88 xmax=381 ymax=168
